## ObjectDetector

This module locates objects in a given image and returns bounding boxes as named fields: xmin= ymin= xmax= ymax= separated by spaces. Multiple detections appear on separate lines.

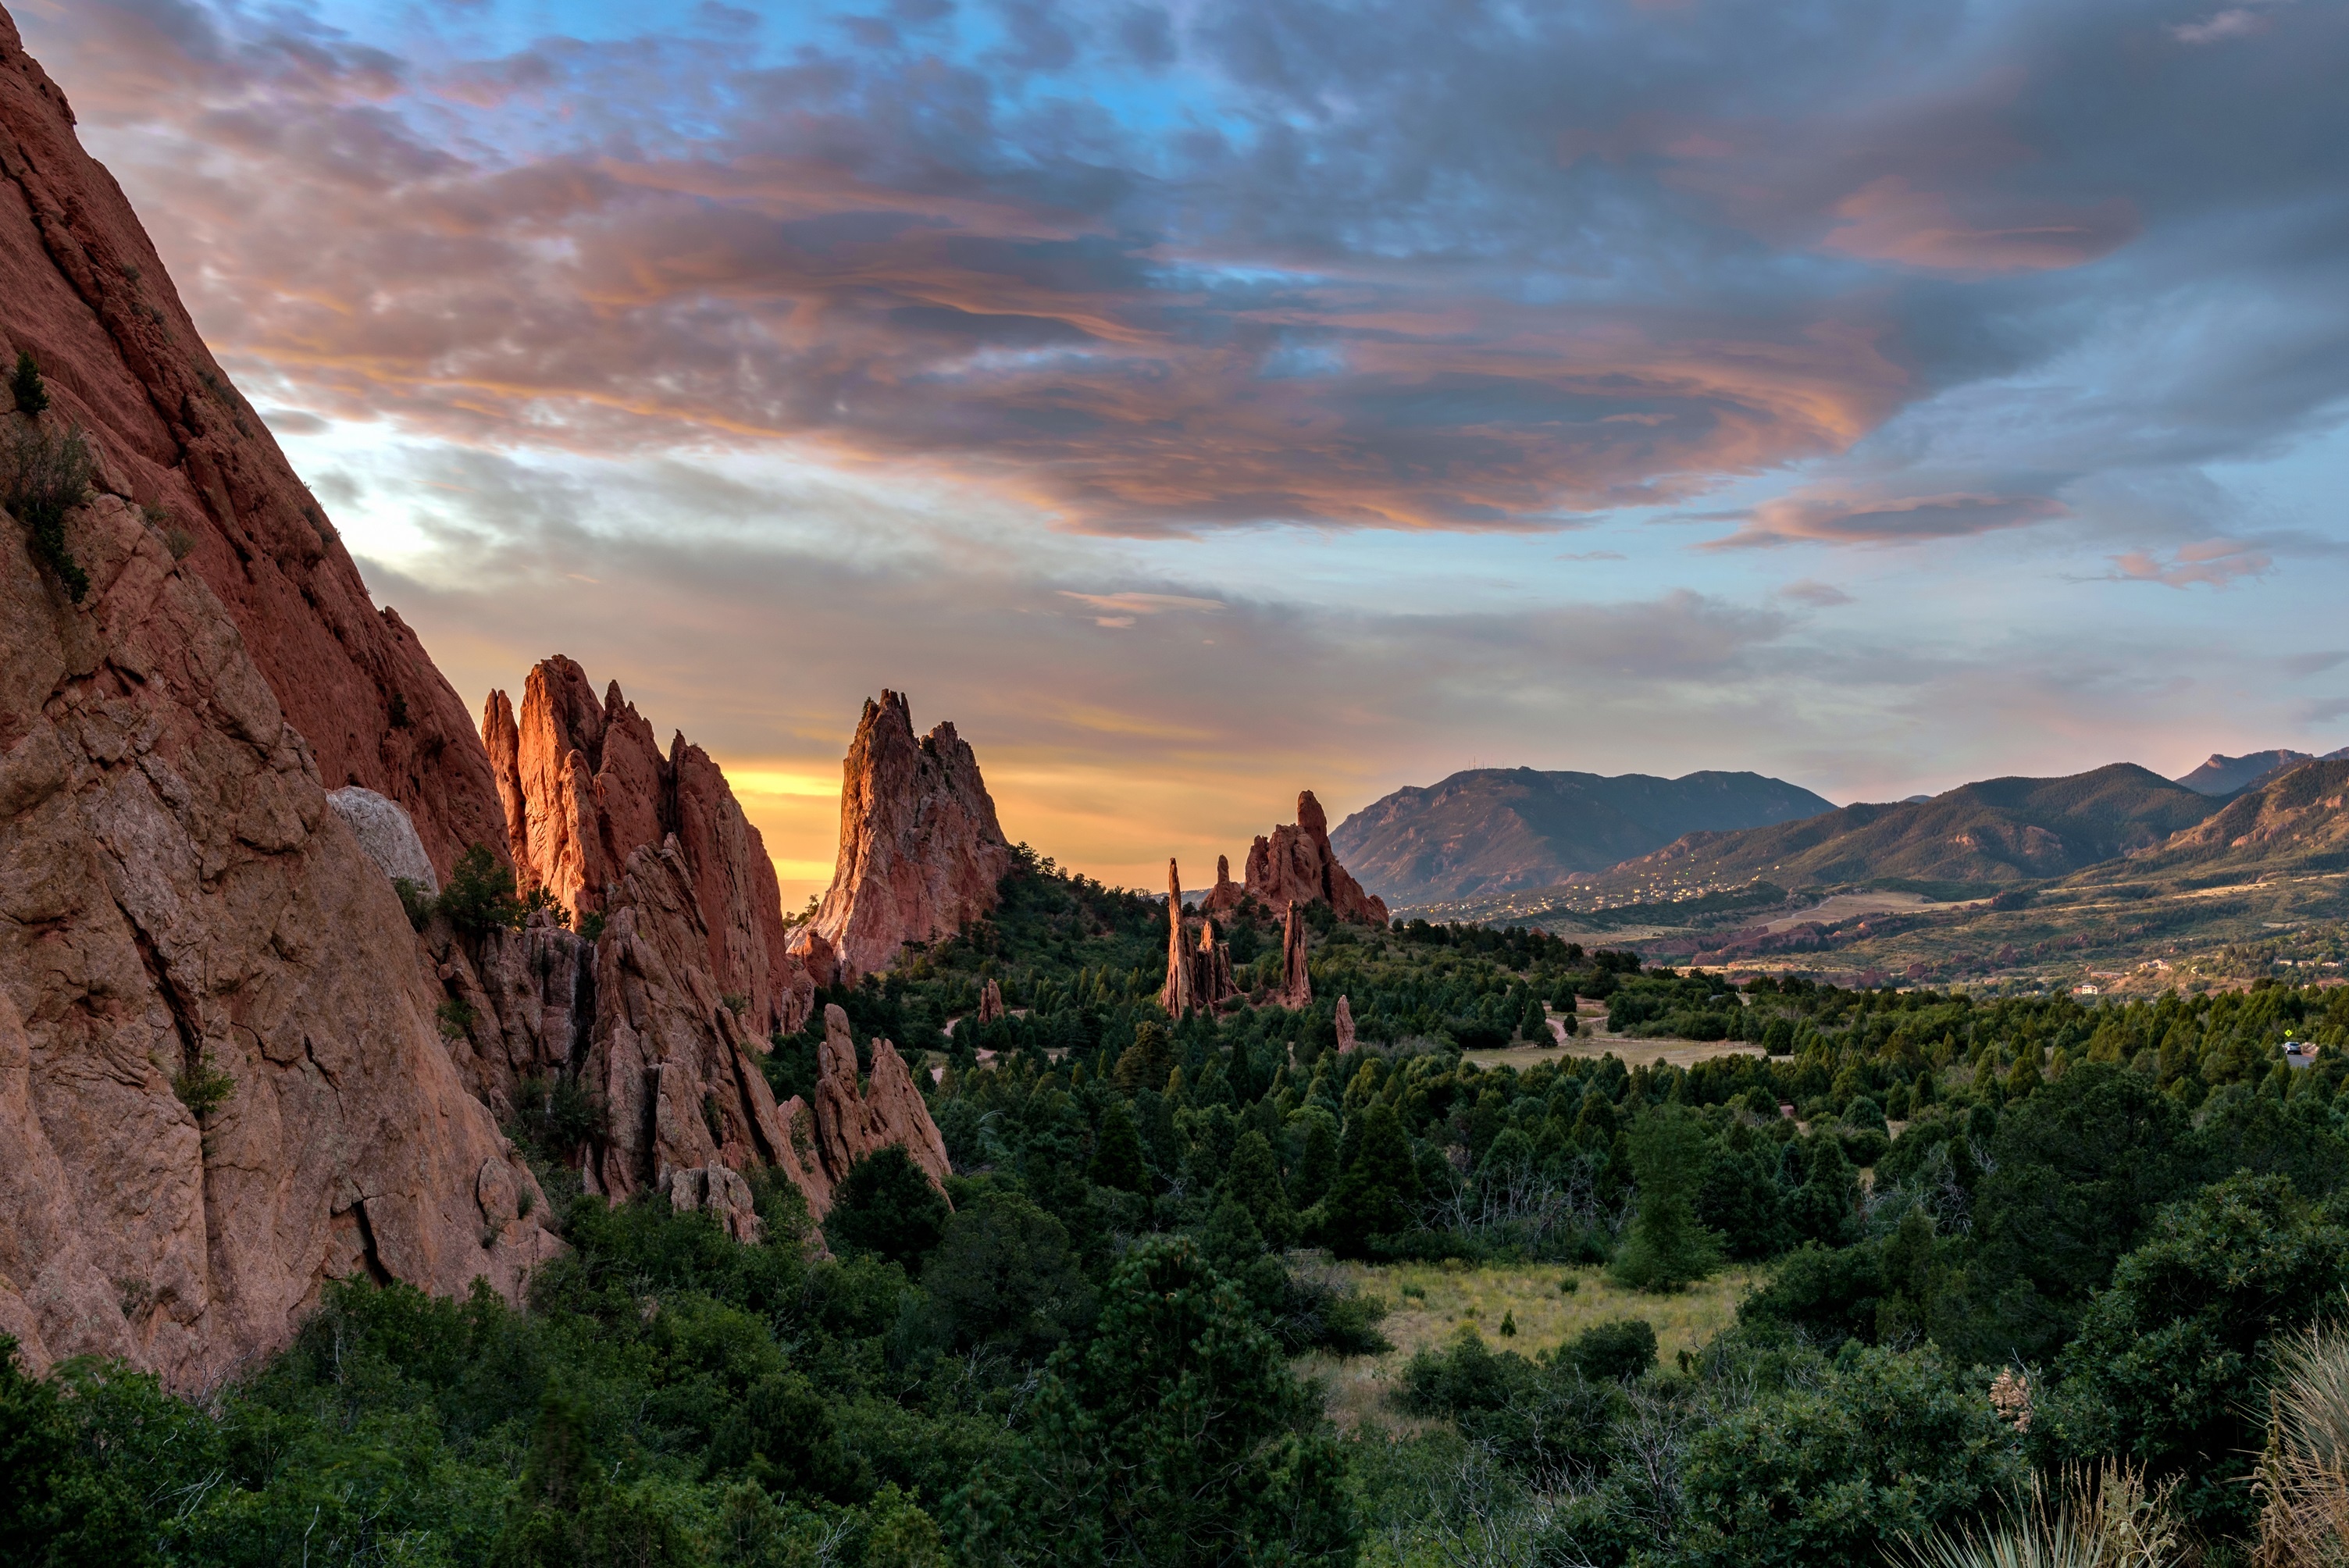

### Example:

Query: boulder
xmin=791 ymin=692 xmax=1011 ymax=983
xmin=328 ymin=786 xmax=438 ymax=893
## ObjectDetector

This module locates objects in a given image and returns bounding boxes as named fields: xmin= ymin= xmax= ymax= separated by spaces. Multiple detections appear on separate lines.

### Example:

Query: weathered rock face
xmin=328 ymin=786 xmax=439 ymax=893
xmin=1274 ymin=902 xmax=1313 ymax=1010
xmin=483 ymin=657 xmax=813 ymax=1039
xmin=0 ymin=14 xmax=506 ymax=881
xmin=0 ymin=472 xmax=558 ymax=1388
xmin=1159 ymin=861 xmax=1238 ymax=1019
xmin=811 ymin=1004 xmax=952 ymax=1197
xmin=1335 ymin=994 xmax=1357 ymax=1053
xmin=792 ymin=691 xmax=1012 ymax=985
xmin=977 ymin=978 xmax=1005 ymax=1024
xmin=1203 ymin=790 xmax=1389 ymax=928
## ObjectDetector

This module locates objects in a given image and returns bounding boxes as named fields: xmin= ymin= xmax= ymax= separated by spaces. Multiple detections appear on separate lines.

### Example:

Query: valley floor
xmin=1299 ymin=1260 xmax=1756 ymax=1434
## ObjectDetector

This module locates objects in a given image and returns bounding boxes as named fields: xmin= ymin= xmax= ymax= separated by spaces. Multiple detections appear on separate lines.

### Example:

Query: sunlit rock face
xmin=0 ymin=11 xmax=563 ymax=1392
xmin=790 ymin=690 xmax=1013 ymax=985
xmin=1201 ymin=789 xmax=1392 ymax=928
xmin=0 ymin=9 xmax=505 ymax=882
xmin=482 ymin=657 xmax=814 ymax=1039
xmin=0 ymin=465 xmax=559 ymax=1390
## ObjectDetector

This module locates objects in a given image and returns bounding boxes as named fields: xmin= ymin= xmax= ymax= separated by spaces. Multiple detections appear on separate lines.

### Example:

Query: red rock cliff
xmin=0 ymin=12 xmax=505 ymax=881
xmin=0 ymin=451 xmax=560 ymax=1388
xmin=792 ymin=691 xmax=1012 ymax=984
xmin=483 ymin=657 xmax=814 ymax=1039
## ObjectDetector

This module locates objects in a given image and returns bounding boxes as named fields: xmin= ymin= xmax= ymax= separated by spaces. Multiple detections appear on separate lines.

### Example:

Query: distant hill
xmin=2075 ymin=759 xmax=2349 ymax=882
xmin=1328 ymin=768 xmax=1835 ymax=903
xmin=2173 ymin=747 xmax=2349 ymax=796
xmin=1584 ymin=763 xmax=2221 ymax=893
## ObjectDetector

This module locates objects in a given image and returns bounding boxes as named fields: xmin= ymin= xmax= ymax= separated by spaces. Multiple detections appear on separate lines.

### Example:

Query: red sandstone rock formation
xmin=1203 ymin=790 xmax=1389 ymax=928
xmin=1159 ymin=861 xmax=1239 ymax=1018
xmin=792 ymin=692 xmax=1012 ymax=984
xmin=1274 ymin=902 xmax=1313 ymax=1010
xmin=0 ymin=14 xmax=505 ymax=880
xmin=0 ymin=476 xmax=557 ymax=1386
xmin=978 ymin=978 xmax=1006 ymax=1024
xmin=1335 ymin=995 xmax=1358 ymax=1053
xmin=810 ymin=1005 xmax=953 ymax=1197
xmin=483 ymin=658 xmax=813 ymax=1038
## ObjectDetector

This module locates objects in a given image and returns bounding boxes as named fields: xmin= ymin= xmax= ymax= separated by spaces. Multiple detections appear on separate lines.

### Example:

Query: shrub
xmin=825 ymin=1146 xmax=950 ymax=1270
xmin=2 ymin=422 xmax=93 ymax=601
xmin=9 ymin=351 xmax=48 ymax=415
xmin=1562 ymin=1317 xmax=1656 ymax=1383
xmin=170 ymin=1053 xmax=235 ymax=1120
xmin=437 ymin=844 xmax=523 ymax=937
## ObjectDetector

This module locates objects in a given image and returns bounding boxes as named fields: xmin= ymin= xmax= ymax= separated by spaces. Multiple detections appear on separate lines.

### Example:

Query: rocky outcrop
xmin=0 ymin=469 xmax=558 ymax=1388
xmin=1203 ymin=790 xmax=1390 ymax=928
xmin=483 ymin=658 xmax=813 ymax=1038
xmin=1335 ymin=995 xmax=1357 ymax=1053
xmin=0 ymin=13 xmax=506 ymax=880
xmin=328 ymin=786 xmax=439 ymax=893
xmin=1160 ymin=861 xmax=1238 ymax=1020
xmin=792 ymin=692 xmax=1012 ymax=984
xmin=977 ymin=978 xmax=1005 ymax=1024
xmin=1273 ymin=903 xmax=1312 ymax=1010
xmin=811 ymin=1004 xmax=952 ymax=1196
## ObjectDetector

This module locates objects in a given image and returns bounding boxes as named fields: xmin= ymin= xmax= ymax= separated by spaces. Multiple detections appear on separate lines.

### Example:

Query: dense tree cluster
xmin=10 ymin=853 xmax=2349 ymax=1563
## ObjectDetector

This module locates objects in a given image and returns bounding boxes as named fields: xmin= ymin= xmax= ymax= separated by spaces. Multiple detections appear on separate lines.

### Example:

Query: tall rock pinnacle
xmin=791 ymin=691 xmax=1013 ymax=984
xmin=1202 ymin=789 xmax=1391 ymax=928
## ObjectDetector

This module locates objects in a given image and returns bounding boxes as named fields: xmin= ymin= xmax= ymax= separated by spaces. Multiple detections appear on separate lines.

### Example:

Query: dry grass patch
xmin=1299 ymin=1259 xmax=1759 ymax=1434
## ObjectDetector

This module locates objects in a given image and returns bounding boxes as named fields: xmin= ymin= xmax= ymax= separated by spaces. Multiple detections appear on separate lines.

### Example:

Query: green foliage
xmin=920 ymin=1189 xmax=1093 ymax=1360
xmin=2044 ymin=1172 xmax=2349 ymax=1535
xmin=170 ymin=1053 xmax=235 ymax=1120
xmin=957 ymin=1237 xmax=1356 ymax=1566
xmin=438 ymin=844 xmax=525 ymax=936
xmin=1563 ymin=1317 xmax=1657 ymax=1383
xmin=392 ymin=875 xmax=437 ymax=930
xmin=1321 ymin=1099 xmax=1420 ymax=1257
xmin=1610 ymin=1107 xmax=1723 ymax=1291
xmin=1678 ymin=1343 xmax=2025 ymax=1567
xmin=2 ymin=420 xmax=93 ymax=600
xmin=826 ymin=1147 xmax=951 ymax=1270
xmin=9 ymin=351 xmax=49 ymax=414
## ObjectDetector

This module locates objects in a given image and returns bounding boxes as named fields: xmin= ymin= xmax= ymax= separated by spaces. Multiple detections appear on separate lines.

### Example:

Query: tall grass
xmin=2255 ymin=1317 xmax=2349 ymax=1567
xmin=1894 ymin=1463 xmax=2178 ymax=1568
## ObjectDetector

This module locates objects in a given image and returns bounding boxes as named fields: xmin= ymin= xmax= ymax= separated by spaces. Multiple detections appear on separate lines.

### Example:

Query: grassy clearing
xmin=1299 ymin=1259 xmax=1760 ymax=1434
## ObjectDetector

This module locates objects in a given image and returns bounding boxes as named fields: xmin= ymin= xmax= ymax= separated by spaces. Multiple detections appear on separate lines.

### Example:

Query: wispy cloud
xmin=2107 ymin=537 xmax=2273 ymax=587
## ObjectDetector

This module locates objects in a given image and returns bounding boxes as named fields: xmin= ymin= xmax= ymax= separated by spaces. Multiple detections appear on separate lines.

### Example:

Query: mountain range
xmin=1328 ymin=767 xmax=1834 ymax=903
xmin=2173 ymin=747 xmax=2349 ymax=795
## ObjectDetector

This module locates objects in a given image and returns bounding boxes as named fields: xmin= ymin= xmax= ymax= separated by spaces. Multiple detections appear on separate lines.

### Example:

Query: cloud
xmin=2107 ymin=537 xmax=2274 ymax=587
xmin=1706 ymin=490 xmax=2069 ymax=549
xmin=2172 ymin=8 xmax=2277 ymax=44
xmin=1818 ymin=177 xmax=2137 ymax=276
xmin=1555 ymin=550 xmax=1627 ymax=561
xmin=1779 ymin=579 xmax=1855 ymax=607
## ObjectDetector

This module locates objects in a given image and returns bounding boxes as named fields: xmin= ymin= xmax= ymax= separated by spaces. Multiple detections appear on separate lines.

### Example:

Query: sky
xmin=16 ymin=0 xmax=2349 ymax=903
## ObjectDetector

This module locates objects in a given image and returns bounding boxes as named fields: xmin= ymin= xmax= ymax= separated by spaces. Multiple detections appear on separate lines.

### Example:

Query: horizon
xmin=20 ymin=0 xmax=2348 ymax=904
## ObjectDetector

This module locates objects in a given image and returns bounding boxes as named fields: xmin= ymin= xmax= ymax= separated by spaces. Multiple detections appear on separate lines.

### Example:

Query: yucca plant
xmin=2255 ymin=1318 xmax=2349 ymax=1567
xmin=1895 ymin=1462 xmax=2180 ymax=1568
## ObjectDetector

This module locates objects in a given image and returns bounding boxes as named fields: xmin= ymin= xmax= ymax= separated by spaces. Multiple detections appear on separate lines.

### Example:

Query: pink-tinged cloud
xmin=1820 ymin=177 xmax=2138 ymax=276
xmin=2108 ymin=538 xmax=2273 ymax=587
xmin=2172 ymin=8 xmax=2277 ymax=45
xmin=1779 ymin=579 xmax=1854 ymax=607
xmin=1706 ymin=490 xmax=2069 ymax=550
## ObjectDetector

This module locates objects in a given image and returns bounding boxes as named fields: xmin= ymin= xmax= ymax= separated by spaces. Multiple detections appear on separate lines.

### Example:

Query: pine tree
xmin=1609 ymin=1107 xmax=1723 ymax=1292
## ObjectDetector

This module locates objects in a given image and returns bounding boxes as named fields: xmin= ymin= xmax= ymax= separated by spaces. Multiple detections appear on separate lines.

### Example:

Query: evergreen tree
xmin=825 ymin=1146 xmax=950 ymax=1269
xmin=1321 ymin=1101 xmax=1420 ymax=1258
xmin=1609 ymin=1107 xmax=1723 ymax=1292
xmin=1089 ymin=1099 xmax=1151 ymax=1193
xmin=971 ymin=1238 xmax=1356 ymax=1566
